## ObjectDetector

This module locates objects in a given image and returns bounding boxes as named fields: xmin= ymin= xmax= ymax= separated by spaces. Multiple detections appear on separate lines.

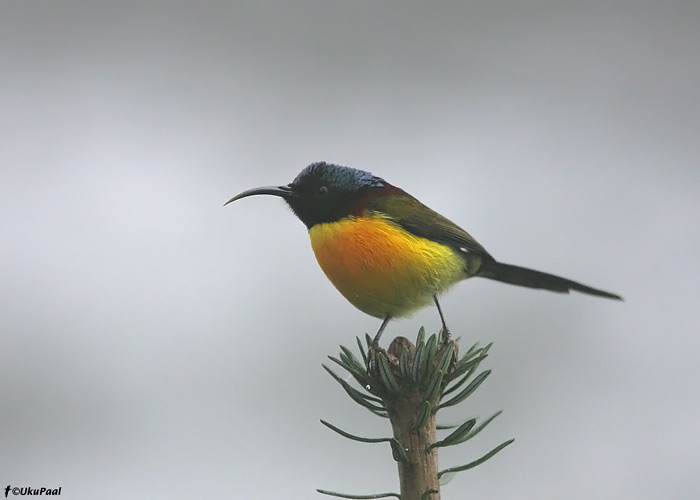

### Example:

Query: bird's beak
xmin=223 ymin=184 xmax=294 ymax=206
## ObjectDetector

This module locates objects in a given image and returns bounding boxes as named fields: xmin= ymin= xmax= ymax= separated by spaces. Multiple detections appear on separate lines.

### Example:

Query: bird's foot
xmin=439 ymin=326 xmax=459 ymax=368
xmin=366 ymin=341 xmax=384 ymax=374
xmin=440 ymin=326 xmax=451 ymax=344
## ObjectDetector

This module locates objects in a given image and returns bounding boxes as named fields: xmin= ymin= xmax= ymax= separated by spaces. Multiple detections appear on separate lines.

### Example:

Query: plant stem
xmin=386 ymin=394 xmax=440 ymax=500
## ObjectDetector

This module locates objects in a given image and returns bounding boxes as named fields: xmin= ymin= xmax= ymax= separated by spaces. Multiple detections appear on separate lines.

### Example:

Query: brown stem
xmin=379 ymin=336 xmax=443 ymax=500
xmin=386 ymin=396 xmax=440 ymax=500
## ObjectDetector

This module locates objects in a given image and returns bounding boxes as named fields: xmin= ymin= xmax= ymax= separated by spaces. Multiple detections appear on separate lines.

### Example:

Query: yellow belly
xmin=309 ymin=215 xmax=467 ymax=318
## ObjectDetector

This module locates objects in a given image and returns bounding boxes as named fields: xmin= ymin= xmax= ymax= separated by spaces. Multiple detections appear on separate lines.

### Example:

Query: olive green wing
xmin=366 ymin=190 xmax=623 ymax=300
xmin=369 ymin=192 xmax=494 ymax=260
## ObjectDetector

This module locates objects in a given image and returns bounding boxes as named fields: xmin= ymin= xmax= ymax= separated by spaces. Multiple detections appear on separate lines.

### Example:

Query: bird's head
xmin=225 ymin=162 xmax=387 ymax=228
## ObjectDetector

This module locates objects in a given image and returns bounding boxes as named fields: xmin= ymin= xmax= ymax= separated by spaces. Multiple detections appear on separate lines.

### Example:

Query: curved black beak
xmin=223 ymin=184 xmax=294 ymax=206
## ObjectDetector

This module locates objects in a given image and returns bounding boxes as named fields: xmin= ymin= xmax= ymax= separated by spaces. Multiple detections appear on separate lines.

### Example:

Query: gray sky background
xmin=2 ymin=2 xmax=699 ymax=499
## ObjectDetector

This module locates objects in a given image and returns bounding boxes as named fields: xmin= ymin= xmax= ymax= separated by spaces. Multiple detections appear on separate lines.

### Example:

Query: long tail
xmin=477 ymin=260 xmax=622 ymax=300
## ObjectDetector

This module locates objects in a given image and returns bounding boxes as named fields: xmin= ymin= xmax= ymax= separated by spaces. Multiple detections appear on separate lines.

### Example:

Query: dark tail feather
xmin=478 ymin=261 xmax=623 ymax=300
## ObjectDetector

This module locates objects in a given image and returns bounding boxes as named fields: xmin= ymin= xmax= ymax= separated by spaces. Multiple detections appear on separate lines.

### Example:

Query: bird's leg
xmin=434 ymin=296 xmax=459 ymax=366
xmin=367 ymin=316 xmax=392 ymax=372
xmin=434 ymin=296 xmax=451 ymax=343
xmin=371 ymin=316 xmax=392 ymax=347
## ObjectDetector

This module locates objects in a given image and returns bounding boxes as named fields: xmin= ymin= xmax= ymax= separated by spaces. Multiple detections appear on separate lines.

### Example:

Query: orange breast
xmin=308 ymin=215 xmax=466 ymax=318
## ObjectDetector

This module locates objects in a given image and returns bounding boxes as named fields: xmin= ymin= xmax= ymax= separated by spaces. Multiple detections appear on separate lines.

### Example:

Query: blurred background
xmin=1 ymin=2 xmax=699 ymax=499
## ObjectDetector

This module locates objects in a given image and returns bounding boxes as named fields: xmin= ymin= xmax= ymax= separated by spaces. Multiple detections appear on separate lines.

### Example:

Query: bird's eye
xmin=318 ymin=186 xmax=328 ymax=196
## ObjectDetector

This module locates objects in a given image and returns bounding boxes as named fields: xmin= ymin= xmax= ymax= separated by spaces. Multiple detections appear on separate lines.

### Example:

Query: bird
xmin=225 ymin=161 xmax=621 ymax=345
